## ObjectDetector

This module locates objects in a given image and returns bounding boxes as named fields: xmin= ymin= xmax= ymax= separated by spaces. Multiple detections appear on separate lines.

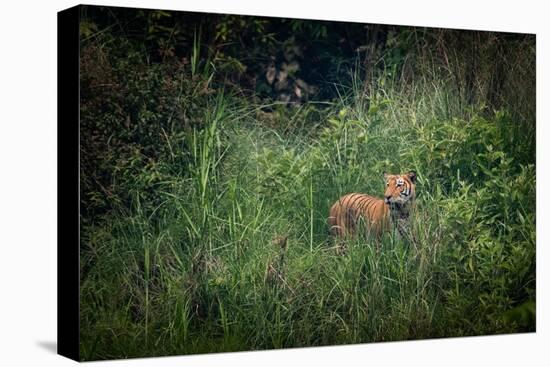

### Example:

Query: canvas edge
xmin=57 ymin=4 xmax=81 ymax=362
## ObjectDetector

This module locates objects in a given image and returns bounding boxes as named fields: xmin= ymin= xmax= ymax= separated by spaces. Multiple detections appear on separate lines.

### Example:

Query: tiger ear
xmin=407 ymin=170 xmax=417 ymax=183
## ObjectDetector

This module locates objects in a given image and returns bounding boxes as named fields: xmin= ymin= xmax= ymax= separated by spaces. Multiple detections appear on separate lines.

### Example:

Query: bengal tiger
xmin=328 ymin=171 xmax=417 ymax=242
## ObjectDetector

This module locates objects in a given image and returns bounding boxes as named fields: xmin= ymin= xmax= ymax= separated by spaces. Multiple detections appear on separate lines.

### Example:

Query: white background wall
xmin=0 ymin=0 xmax=547 ymax=365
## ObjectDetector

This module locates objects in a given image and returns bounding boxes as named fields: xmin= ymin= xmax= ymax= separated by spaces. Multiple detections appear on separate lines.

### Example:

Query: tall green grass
xmin=80 ymin=69 xmax=535 ymax=360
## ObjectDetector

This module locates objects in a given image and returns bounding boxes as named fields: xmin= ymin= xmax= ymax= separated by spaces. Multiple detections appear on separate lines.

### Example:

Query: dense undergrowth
xmin=79 ymin=7 xmax=535 ymax=360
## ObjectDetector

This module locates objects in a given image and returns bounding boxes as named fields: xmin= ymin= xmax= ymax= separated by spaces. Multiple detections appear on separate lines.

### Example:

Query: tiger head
xmin=383 ymin=171 xmax=417 ymax=206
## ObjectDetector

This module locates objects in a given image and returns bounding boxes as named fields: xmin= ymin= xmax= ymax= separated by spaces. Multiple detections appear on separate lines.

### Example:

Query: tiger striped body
xmin=328 ymin=193 xmax=390 ymax=237
xmin=328 ymin=171 xmax=417 ymax=240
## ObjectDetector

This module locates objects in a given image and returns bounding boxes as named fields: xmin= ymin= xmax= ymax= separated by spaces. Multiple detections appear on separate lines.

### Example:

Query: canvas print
xmin=69 ymin=4 xmax=535 ymax=361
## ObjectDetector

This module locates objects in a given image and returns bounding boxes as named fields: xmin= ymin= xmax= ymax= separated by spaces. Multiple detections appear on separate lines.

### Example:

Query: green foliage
xmin=79 ymin=6 xmax=535 ymax=360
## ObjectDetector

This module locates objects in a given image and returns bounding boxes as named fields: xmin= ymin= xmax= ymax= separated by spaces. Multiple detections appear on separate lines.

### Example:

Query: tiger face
xmin=383 ymin=171 xmax=417 ymax=206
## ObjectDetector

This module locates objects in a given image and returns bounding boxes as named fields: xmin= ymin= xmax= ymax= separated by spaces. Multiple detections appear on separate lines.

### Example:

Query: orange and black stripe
xmin=328 ymin=193 xmax=390 ymax=238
